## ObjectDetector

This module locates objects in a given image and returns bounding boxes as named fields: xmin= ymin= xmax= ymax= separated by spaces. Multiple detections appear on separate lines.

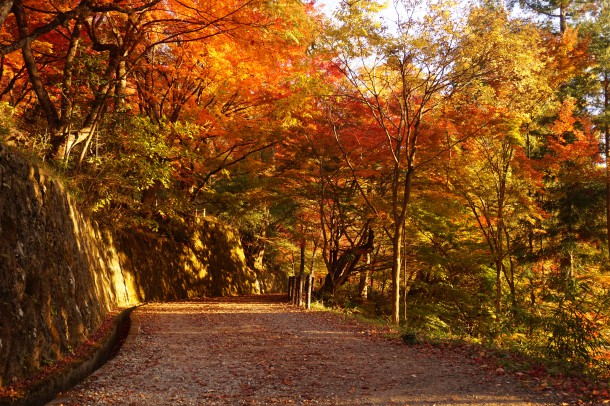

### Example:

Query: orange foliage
xmin=542 ymin=98 xmax=600 ymax=174
xmin=543 ymin=27 xmax=593 ymax=88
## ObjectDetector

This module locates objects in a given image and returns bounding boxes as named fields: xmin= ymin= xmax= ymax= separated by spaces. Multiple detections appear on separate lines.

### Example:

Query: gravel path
xmin=47 ymin=295 xmax=562 ymax=405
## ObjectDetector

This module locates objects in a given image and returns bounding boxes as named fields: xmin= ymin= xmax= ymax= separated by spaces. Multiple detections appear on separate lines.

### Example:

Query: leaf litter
xmin=47 ymin=295 xmax=571 ymax=405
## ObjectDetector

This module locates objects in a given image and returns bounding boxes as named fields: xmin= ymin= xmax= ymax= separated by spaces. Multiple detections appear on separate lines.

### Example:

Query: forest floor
xmin=47 ymin=295 xmax=575 ymax=405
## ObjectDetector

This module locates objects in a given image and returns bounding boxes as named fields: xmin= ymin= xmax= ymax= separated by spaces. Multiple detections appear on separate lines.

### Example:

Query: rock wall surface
xmin=0 ymin=145 xmax=259 ymax=386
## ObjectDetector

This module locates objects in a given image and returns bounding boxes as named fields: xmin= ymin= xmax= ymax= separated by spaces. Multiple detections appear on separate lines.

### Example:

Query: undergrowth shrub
xmin=544 ymin=284 xmax=610 ymax=376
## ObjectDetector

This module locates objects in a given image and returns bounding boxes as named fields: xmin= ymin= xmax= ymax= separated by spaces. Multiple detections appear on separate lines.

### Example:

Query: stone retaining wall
xmin=0 ymin=145 xmax=259 ymax=386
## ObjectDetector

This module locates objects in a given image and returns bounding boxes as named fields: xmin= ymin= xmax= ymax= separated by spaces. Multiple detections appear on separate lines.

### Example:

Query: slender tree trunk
xmin=559 ymin=4 xmax=567 ymax=34
xmin=60 ymin=21 xmax=82 ymax=129
xmin=497 ymin=211 xmax=509 ymax=314
xmin=115 ymin=59 xmax=127 ymax=109
xmin=358 ymin=253 xmax=370 ymax=298
xmin=495 ymin=257 xmax=502 ymax=314
xmin=502 ymin=226 xmax=517 ymax=307
xmin=403 ymin=230 xmax=408 ymax=321
xmin=494 ymin=197 xmax=505 ymax=314
xmin=299 ymin=240 xmax=306 ymax=277
xmin=309 ymin=239 xmax=318 ymax=276
xmin=391 ymin=224 xmax=402 ymax=325
xmin=603 ymin=72 xmax=610 ymax=257
xmin=389 ymin=163 xmax=414 ymax=325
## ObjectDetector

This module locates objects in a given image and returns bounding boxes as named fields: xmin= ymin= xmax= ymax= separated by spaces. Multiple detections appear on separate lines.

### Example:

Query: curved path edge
xmin=0 ymin=306 xmax=137 ymax=406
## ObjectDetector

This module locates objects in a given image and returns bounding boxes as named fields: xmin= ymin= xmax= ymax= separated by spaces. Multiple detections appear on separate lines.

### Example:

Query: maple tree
xmin=1 ymin=0 xmax=318 ymax=223
xmin=309 ymin=139 xmax=376 ymax=296
xmin=321 ymin=0 xmax=545 ymax=324
xmin=0 ymin=0 xmax=316 ymax=162
xmin=440 ymin=8 xmax=555 ymax=315
xmin=270 ymin=90 xmax=376 ymax=296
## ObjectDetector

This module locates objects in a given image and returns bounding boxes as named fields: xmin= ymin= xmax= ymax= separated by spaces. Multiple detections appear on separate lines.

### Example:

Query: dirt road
xmin=47 ymin=295 xmax=562 ymax=405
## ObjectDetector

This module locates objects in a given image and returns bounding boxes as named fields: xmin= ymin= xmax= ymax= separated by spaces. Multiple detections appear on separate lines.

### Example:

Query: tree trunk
xmin=559 ymin=4 xmax=567 ymax=34
xmin=391 ymin=224 xmax=402 ymax=325
xmin=358 ymin=255 xmax=370 ymax=299
xmin=309 ymin=238 xmax=318 ymax=276
xmin=603 ymin=72 xmax=610 ymax=257
xmin=495 ymin=210 xmax=504 ymax=315
xmin=60 ymin=21 xmax=83 ymax=130
xmin=495 ymin=257 xmax=502 ymax=315
xmin=390 ymin=162 xmax=414 ymax=325
xmin=299 ymin=240 xmax=306 ymax=277
xmin=305 ymin=275 xmax=313 ymax=309
xmin=115 ymin=59 xmax=127 ymax=110
xmin=502 ymin=227 xmax=517 ymax=308
xmin=317 ymin=228 xmax=374 ymax=296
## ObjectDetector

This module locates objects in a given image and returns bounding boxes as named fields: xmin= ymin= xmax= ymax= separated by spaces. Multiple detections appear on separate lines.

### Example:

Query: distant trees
xmin=322 ymin=0 xmax=488 ymax=324
xmin=313 ymin=1 xmax=581 ymax=324
xmin=286 ymin=2 xmax=609 ymax=374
